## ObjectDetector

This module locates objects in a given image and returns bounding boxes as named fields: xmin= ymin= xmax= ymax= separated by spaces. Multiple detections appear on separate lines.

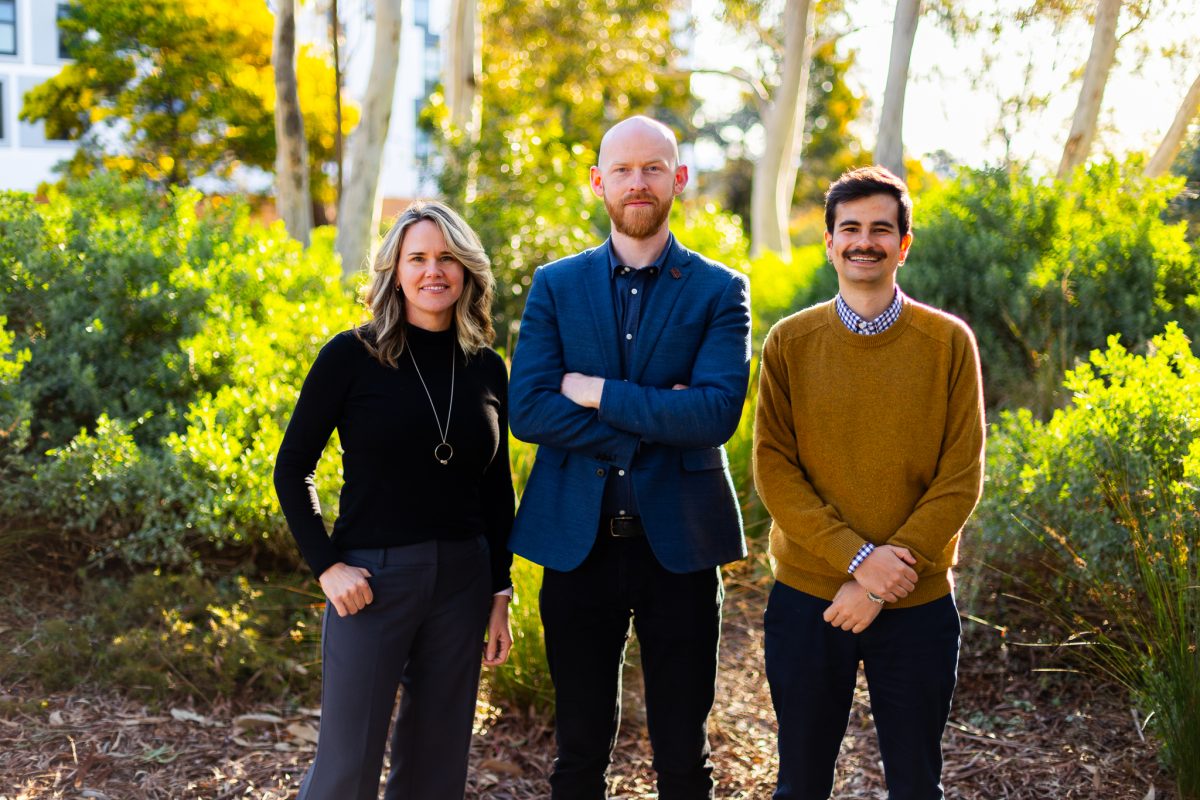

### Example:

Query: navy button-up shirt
xmin=599 ymin=234 xmax=674 ymax=519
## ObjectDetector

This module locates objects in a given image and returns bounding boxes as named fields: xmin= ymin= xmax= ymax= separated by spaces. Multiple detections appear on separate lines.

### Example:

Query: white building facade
xmin=0 ymin=0 xmax=76 ymax=191
xmin=1 ymin=0 xmax=445 ymax=203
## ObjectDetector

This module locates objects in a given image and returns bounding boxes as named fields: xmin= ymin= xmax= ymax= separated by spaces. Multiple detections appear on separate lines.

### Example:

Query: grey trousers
xmin=296 ymin=536 xmax=492 ymax=800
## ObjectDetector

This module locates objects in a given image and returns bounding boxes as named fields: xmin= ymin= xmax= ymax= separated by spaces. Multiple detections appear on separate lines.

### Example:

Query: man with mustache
xmin=753 ymin=166 xmax=985 ymax=799
xmin=508 ymin=116 xmax=751 ymax=799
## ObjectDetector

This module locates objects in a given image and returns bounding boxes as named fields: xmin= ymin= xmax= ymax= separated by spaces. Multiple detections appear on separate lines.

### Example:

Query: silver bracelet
xmin=866 ymin=591 xmax=886 ymax=605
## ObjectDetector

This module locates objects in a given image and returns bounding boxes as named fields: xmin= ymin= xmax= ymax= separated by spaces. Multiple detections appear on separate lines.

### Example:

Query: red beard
xmin=606 ymin=192 xmax=672 ymax=239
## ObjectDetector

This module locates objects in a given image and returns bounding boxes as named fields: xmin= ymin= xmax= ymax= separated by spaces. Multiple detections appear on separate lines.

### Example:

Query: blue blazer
xmin=508 ymin=237 xmax=751 ymax=573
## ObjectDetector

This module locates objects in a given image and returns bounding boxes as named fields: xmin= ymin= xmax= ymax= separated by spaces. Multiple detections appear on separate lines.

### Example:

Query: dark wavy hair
xmin=824 ymin=166 xmax=913 ymax=239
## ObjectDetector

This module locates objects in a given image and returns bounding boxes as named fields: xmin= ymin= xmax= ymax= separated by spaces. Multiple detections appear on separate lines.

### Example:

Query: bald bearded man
xmin=508 ymin=116 xmax=752 ymax=799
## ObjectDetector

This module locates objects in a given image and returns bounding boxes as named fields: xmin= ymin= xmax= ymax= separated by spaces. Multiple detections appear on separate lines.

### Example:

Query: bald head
xmin=590 ymin=115 xmax=688 ymax=242
xmin=597 ymin=116 xmax=680 ymax=171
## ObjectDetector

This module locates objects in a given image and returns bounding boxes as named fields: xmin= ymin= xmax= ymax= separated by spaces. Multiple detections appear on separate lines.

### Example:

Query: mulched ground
xmin=0 ymin=582 xmax=1173 ymax=799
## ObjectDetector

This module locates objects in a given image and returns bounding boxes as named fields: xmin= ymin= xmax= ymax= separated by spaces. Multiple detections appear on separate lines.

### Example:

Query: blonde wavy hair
xmin=356 ymin=200 xmax=495 ymax=366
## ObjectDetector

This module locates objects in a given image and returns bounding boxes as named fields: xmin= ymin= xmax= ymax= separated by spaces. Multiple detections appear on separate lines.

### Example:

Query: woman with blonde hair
xmin=274 ymin=200 xmax=514 ymax=799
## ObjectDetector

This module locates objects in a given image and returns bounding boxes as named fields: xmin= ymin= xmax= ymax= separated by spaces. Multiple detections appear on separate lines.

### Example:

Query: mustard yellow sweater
xmin=753 ymin=298 xmax=985 ymax=607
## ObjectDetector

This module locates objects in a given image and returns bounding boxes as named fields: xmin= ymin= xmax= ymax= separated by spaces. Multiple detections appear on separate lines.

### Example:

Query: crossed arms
xmin=509 ymin=266 xmax=751 ymax=458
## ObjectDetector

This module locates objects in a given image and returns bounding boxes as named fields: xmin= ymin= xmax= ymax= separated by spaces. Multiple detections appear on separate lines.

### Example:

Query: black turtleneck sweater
xmin=274 ymin=325 xmax=514 ymax=592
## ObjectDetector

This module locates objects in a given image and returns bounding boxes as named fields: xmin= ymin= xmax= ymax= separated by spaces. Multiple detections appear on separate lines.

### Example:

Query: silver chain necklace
xmin=407 ymin=338 xmax=455 ymax=465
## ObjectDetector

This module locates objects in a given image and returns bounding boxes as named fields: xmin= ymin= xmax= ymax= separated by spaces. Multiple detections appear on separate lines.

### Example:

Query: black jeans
xmin=540 ymin=530 xmax=724 ymax=800
xmin=764 ymin=582 xmax=961 ymax=800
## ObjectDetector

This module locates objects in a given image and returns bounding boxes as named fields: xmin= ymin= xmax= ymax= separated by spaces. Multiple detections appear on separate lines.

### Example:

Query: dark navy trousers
xmin=296 ymin=536 xmax=491 ymax=800
xmin=764 ymin=582 xmax=961 ymax=800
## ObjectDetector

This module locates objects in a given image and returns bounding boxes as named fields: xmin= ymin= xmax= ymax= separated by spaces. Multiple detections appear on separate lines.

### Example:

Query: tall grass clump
xmin=486 ymin=555 xmax=553 ymax=715
xmin=1092 ymin=478 xmax=1200 ymax=800
xmin=980 ymin=324 xmax=1200 ymax=797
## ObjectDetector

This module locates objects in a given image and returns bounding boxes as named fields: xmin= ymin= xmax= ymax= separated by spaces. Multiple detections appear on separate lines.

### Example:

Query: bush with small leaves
xmin=903 ymin=159 xmax=1199 ymax=413
xmin=976 ymin=325 xmax=1200 ymax=797
xmin=0 ymin=177 xmax=358 ymax=570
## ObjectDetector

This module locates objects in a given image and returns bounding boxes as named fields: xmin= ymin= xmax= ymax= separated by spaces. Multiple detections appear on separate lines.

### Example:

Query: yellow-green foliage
xmin=980 ymin=323 xmax=1200 ymax=572
xmin=0 ymin=177 xmax=358 ymax=569
xmin=20 ymin=0 xmax=353 ymax=197
xmin=977 ymin=325 xmax=1200 ymax=796
xmin=0 ymin=316 xmax=31 ymax=460
xmin=749 ymin=244 xmax=836 ymax=342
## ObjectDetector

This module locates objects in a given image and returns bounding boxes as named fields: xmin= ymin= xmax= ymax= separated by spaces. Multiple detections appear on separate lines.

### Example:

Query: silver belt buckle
xmin=609 ymin=516 xmax=638 ymax=537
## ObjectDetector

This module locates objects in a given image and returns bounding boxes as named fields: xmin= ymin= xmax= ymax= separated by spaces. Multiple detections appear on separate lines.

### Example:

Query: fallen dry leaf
xmin=118 ymin=716 xmax=169 ymax=726
xmin=170 ymin=708 xmax=220 ymax=727
xmin=233 ymin=712 xmax=285 ymax=730
xmin=478 ymin=757 xmax=523 ymax=777
xmin=285 ymin=721 xmax=319 ymax=745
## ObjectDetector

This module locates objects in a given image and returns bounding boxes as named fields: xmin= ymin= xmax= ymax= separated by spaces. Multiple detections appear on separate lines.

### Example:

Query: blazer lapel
xmin=629 ymin=239 xmax=692 ymax=382
xmin=582 ymin=242 xmax=621 ymax=378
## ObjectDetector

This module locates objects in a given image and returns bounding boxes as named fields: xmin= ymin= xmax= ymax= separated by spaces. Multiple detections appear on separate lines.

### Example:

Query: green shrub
xmin=903 ymin=159 xmax=1200 ymax=413
xmin=977 ymin=325 xmax=1200 ymax=796
xmin=0 ymin=316 xmax=32 ymax=490
xmin=0 ymin=178 xmax=358 ymax=570
xmin=749 ymin=244 xmax=838 ymax=343
xmin=979 ymin=324 xmax=1200 ymax=574
xmin=1 ymin=179 xmax=235 ymax=448
xmin=671 ymin=198 xmax=751 ymax=275
xmin=31 ymin=415 xmax=161 ymax=561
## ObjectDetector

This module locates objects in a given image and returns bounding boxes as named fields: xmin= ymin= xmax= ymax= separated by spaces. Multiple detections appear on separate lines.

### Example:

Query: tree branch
xmin=665 ymin=66 xmax=770 ymax=119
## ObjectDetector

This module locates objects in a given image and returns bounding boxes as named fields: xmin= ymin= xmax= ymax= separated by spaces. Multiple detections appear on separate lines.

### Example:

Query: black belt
xmin=603 ymin=515 xmax=645 ymax=538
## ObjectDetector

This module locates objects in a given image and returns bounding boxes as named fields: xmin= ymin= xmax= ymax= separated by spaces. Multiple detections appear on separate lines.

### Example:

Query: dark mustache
xmin=845 ymin=249 xmax=886 ymax=259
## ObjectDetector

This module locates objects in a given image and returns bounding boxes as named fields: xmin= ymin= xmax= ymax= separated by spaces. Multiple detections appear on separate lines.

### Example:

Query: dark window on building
xmin=0 ymin=0 xmax=17 ymax=56
xmin=413 ymin=0 xmax=429 ymax=28
xmin=57 ymin=2 xmax=76 ymax=59
xmin=423 ymin=36 xmax=440 ymax=98
xmin=414 ymin=98 xmax=430 ymax=163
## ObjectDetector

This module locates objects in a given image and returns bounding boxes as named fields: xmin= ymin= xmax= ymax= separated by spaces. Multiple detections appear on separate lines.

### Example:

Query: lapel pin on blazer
xmin=670 ymin=267 xmax=682 ymax=279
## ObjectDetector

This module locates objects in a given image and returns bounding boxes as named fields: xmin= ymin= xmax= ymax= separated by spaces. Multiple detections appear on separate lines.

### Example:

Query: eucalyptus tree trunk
xmin=750 ymin=0 xmax=816 ymax=260
xmin=875 ymin=0 xmax=921 ymax=178
xmin=446 ymin=0 xmax=482 ymax=141
xmin=1145 ymin=72 xmax=1200 ymax=179
xmin=337 ymin=0 xmax=403 ymax=277
xmin=1057 ymin=0 xmax=1122 ymax=179
xmin=272 ymin=0 xmax=313 ymax=245
xmin=331 ymin=0 xmax=344 ymax=208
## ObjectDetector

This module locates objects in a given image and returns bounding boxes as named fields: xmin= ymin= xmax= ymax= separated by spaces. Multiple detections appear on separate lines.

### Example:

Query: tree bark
xmin=331 ymin=0 xmax=344 ymax=209
xmin=750 ymin=0 xmax=816 ymax=260
xmin=1145 ymin=72 xmax=1200 ymax=179
xmin=446 ymin=0 xmax=482 ymax=142
xmin=272 ymin=0 xmax=313 ymax=245
xmin=337 ymin=0 xmax=403 ymax=277
xmin=1057 ymin=0 xmax=1122 ymax=180
xmin=875 ymin=0 xmax=921 ymax=178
